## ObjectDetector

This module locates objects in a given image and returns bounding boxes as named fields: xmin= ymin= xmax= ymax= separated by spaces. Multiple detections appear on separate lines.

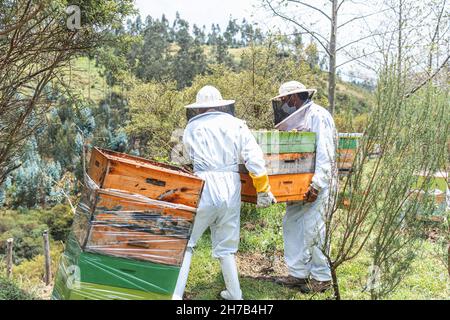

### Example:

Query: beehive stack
xmin=52 ymin=148 xmax=204 ymax=300
xmin=411 ymin=171 xmax=449 ymax=221
xmin=337 ymin=133 xmax=363 ymax=173
xmin=239 ymin=130 xmax=316 ymax=203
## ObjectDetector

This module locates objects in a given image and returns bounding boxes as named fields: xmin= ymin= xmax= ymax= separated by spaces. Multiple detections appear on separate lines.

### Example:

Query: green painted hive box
xmin=411 ymin=172 xmax=448 ymax=193
xmin=251 ymin=130 xmax=316 ymax=154
xmin=410 ymin=171 xmax=448 ymax=219
xmin=338 ymin=133 xmax=363 ymax=150
xmin=55 ymin=282 xmax=171 ymax=300
xmin=64 ymin=282 xmax=170 ymax=300
xmin=52 ymin=235 xmax=179 ymax=300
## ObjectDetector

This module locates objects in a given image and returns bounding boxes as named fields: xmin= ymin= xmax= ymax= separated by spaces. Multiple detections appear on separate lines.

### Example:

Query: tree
xmin=240 ymin=18 xmax=253 ymax=47
xmin=5 ymin=138 xmax=62 ymax=208
xmin=213 ymin=36 xmax=234 ymax=68
xmin=172 ymin=16 xmax=207 ymax=88
xmin=126 ymin=14 xmax=142 ymax=36
xmin=207 ymin=23 xmax=221 ymax=45
xmin=135 ymin=16 xmax=172 ymax=82
xmin=224 ymin=17 xmax=240 ymax=47
xmin=305 ymin=41 xmax=320 ymax=69
xmin=263 ymin=0 xmax=386 ymax=115
xmin=319 ymin=2 xmax=450 ymax=295
xmin=126 ymin=81 xmax=185 ymax=159
xmin=320 ymin=67 xmax=448 ymax=300
xmin=92 ymin=92 xmax=130 ymax=153
xmin=40 ymin=204 xmax=73 ymax=241
xmin=0 ymin=0 xmax=134 ymax=185
xmin=193 ymin=24 xmax=206 ymax=44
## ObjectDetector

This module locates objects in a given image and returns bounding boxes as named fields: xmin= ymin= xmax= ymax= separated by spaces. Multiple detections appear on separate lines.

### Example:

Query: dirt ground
xmin=236 ymin=250 xmax=289 ymax=281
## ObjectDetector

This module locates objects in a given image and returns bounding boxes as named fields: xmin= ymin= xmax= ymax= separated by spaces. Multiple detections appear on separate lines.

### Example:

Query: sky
xmin=134 ymin=0 xmax=262 ymax=30
xmin=132 ymin=1 xmax=384 ymax=82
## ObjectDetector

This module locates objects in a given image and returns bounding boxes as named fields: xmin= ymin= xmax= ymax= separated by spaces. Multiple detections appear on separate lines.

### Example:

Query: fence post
xmin=43 ymin=230 xmax=51 ymax=285
xmin=6 ymin=238 xmax=13 ymax=279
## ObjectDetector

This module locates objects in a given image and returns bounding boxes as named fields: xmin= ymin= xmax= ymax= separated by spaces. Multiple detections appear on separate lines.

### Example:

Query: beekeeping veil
xmin=184 ymin=86 xmax=236 ymax=121
xmin=271 ymin=81 xmax=316 ymax=126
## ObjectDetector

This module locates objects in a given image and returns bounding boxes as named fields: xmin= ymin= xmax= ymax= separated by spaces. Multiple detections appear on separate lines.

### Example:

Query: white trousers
xmin=187 ymin=203 xmax=241 ymax=258
xmin=283 ymin=189 xmax=332 ymax=282
xmin=187 ymin=172 xmax=241 ymax=258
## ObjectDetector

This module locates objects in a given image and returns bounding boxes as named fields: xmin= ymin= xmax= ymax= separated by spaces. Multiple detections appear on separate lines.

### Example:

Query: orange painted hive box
xmin=337 ymin=133 xmax=363 ymax=172
xmin=240 ymin=131 xmax=316 ymax=203
xmin=88 ymin=147 xmax=204 ymax=208
xmin=72 ymin=183 xmax=197 ymax=266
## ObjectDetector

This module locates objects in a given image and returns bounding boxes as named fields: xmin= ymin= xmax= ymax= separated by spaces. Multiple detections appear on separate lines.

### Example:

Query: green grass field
xmin=1 ymin=202 xmax=447 ymax=300
xmin=185 ymin=203 xmax=449 ymax=300
xmin=59 ymin=56 xmax=109 ymax=103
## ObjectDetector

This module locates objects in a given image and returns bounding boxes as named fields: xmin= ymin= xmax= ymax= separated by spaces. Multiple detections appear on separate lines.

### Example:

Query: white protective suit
xmin=276 ymin=100 xmax=338 ymax=282
xmin=183 ymin=111 xmax=267 ymax=257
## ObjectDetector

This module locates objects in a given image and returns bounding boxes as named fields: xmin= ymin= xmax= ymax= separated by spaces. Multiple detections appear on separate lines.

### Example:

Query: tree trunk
xmin=331 ymin=266 xmax=341 ymax=300
xmin=447 ymin=243 xmax=449 ymax=279
xmin=448 ymin=224 xmax=450 ymax=280
xmin=328 ymin=0 xmax=338 ymax=115
xmin=6 ymin=238 xmax=14 ymax=279
xmin=397 ymin=0 xmax=403 ymax=81
xmin=43 ymin=230 xmax=52 ymax=285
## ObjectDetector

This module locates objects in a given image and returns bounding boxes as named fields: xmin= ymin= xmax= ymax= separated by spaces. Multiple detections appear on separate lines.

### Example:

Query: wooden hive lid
xmin=93 ymin=147 xmax=202 ymax=182
xmin=339 ymin=133 xmax=364 ymax=138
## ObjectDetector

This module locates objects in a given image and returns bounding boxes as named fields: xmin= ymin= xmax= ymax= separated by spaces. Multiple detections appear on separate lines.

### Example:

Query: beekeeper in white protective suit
xmin=173 ymin=85 xmax=276 ymax=300
xmin=271 ymin=81 xmax=338 ymax=293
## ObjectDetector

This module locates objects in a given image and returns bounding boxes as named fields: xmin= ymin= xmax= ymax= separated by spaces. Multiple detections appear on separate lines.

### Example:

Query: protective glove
xmin=250 ymin=172 xmax=270 ymax=193
xmin=257 ymin=190 xmax=277 ymax=208
xmin=304 ymin=185 xmax=320 ymax=203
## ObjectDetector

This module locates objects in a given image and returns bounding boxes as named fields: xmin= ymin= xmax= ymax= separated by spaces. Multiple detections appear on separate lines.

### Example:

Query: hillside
xmin=68 ymin=52 xmax=374 ymax=116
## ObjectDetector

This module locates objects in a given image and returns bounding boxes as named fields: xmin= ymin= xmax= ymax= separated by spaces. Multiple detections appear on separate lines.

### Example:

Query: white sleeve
xmin=310 ymin=112 xmax=336 ymax=190
xmin=239 ymin=122 xmax=267 ymax=177
xmin=182 ymin=128 xmax=194 ymax=165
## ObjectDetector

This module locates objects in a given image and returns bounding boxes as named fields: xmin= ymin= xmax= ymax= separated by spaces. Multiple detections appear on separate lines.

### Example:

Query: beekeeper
xmin=271 ymin=81 xmax=338 ymax=293
xmin=173 ymin=85 xmax=276 ymax=300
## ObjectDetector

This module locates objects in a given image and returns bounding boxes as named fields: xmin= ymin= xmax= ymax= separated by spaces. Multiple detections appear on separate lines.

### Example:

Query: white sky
xmin=133 ymin=1 xmax=440 ymax=83
xmin=133 ymin=0 xmax=380 ymax=81
xmin=134 ymin=0 xmax=261 ymax=29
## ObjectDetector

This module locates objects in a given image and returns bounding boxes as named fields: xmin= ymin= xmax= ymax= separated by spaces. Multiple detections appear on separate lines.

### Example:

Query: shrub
xmin=0 ymin=276 xmax=37 ymax=300
xmin=39 ymin=205 xmax=73 ymax=242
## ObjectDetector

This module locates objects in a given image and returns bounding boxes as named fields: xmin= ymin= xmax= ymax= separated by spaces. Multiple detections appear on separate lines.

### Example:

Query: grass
xmin=59 ymin=56 xmax=110 ymax=104
xmin=0 ymin=276 xmax=37 ymax=300
xmin=1 ymin=203 xmax=447 ymax=300
xmin=184 ymin=203 xmax=449 ymax=300
xmin=0 ymin=243 xmax=64 ymax=300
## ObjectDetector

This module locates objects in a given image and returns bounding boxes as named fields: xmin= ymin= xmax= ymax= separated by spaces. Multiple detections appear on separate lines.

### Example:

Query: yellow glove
xmin=249 ymin=172 xmax=270 ymax=193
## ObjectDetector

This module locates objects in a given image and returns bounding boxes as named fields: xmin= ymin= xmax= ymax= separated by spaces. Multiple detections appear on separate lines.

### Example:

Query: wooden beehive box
xmin=240 ymin=173 xmax=314 ymax=203
xmin=240 ymin=130 xmax=316 ymax=203
xmin=412 ymin=171 xmax=448 ymax=193
xmin=88 ymin=147 xmax=204 ymax=208
xmin=337 ymin=149 xmax=356 ymax=170
xmin=410 ymin=171 xmax=449 ymax=220
xmin=52 ymin=235 xmax=179 ymax=300
xmin=73 ymin=187 xmax=196 ymax=266
xmin=338 ymin=133 xmax=363 ymax=172
xmin=239 ymin=153 xmax=315 ymax=175
xmin=252 ymin=130 xmax=316 ymax=154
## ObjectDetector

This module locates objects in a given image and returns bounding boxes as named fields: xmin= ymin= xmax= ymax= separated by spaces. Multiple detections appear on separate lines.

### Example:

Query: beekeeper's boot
xmin=172 ymin=247 xmax=193 ymax=300
xmin=219 ymin=255 xmax=243 ymax=300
